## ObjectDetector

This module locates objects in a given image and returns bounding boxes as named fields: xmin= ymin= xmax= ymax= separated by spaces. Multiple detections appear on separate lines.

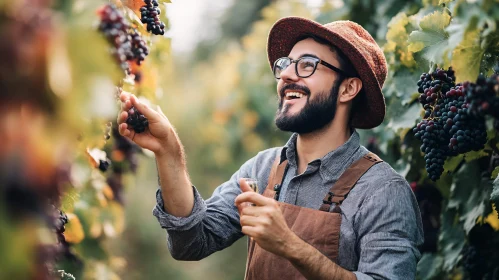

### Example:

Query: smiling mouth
xmin=284 ymin=91 xmax=307 ymax=101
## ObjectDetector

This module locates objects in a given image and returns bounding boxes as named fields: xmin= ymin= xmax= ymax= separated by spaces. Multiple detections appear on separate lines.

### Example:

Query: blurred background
xmin=1 ymin=0 xmax=499 ymax=279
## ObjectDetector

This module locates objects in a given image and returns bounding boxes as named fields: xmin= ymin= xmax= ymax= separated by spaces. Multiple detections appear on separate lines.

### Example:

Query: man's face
xmin=274 ymin=38 xmax=343 ymax=134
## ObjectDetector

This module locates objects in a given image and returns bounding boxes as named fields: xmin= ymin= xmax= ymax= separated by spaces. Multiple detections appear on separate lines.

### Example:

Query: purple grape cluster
xmin=130 ymin=28 xmax=149 ymax=65
xmin=98 ymin=4 xmax=133 ymax=73
xmin=417 ymin=67 xmax=456 ymax=106
xmin=126 ymin=106 xmax=149 ymax=133
xmin=140 ymin=0 xmax=165 ymax=35
xmin=464 ymin=73 xmax=499 ymax=119
xmin=413 ymin=67 xmax=487 ymax=181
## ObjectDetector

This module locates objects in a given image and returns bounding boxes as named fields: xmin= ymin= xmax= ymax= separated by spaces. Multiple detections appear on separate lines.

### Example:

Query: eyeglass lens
xmin=273 ymin=57 xmax=318 ymax=79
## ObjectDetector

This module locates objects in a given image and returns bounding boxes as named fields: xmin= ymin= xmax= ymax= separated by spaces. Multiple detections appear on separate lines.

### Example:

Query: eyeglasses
xmin=273 ymin=56 xmax=352 ymax=79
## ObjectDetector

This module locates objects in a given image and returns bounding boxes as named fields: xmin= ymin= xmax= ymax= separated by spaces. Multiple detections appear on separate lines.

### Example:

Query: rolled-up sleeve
xmin=151 ymin=156 xmax=258 ymax=261
xmin=353 ymin=179 xmax=424 ymax=280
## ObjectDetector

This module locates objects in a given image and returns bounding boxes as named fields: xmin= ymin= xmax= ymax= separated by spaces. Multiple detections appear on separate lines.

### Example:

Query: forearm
xmin=285 ymin=235 xmax=356 ymax=280
xmin=155 ymin=130 xmax=193 ymax=217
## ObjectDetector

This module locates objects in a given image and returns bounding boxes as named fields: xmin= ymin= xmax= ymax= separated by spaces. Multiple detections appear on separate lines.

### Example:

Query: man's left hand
xmin=235 ymin=178 xmax=296 ymax=257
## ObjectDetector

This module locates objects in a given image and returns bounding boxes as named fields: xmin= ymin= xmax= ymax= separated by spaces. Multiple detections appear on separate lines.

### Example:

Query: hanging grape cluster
xmin=465 ymin=68 xmax=499 ymax=119
xmin=98 ymin=4 xmax=150 ymax=74
xmin=413 ymin=67 xmax=489 ymax=181
xmin=140 ymin=0 xmax=166 ymax=35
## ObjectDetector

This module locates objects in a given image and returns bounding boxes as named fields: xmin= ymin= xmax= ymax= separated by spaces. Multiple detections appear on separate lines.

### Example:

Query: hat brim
xmin=267 ymin=17 xmax=385 ymax=129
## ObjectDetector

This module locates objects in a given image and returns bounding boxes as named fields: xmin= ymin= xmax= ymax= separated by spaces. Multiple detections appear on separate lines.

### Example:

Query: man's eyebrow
xmin=290 ymin=53 xmax=320 ymax=59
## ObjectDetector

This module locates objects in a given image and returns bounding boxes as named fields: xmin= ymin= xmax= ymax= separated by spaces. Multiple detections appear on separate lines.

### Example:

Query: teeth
xmin=285 ymin=92 xmax=304 ymax=99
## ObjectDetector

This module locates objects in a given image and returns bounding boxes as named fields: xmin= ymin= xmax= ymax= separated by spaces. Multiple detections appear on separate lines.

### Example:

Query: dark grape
xmin=140 ymin=0 xmax=166 ymax=35
xmin=98 ymin=159 xmax=111 ymax=172
xmin=126 ymin=106 xmax=149 ymax=133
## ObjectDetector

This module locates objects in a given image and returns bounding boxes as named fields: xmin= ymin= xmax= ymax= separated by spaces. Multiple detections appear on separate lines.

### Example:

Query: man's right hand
xmin=117 ymin=92 xmax=174 ymax=157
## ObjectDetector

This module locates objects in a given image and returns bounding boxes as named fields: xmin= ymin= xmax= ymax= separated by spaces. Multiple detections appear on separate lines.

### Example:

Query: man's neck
xmin=295 ymin=121 xmax=351 ymax=174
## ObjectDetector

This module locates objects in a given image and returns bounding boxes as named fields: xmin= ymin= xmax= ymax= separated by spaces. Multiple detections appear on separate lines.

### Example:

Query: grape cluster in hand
xmin=126 ymin=106 xmax=149 ymax=133
xmin=413 ymin=67 xmax=487 ymax=181
xmin=140 ymin=0 xmax=165 ymax=35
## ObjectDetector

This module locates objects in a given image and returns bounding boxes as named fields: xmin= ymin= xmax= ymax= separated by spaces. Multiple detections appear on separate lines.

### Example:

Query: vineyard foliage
xmin=0 ymin=0 xmax=499 ymax=279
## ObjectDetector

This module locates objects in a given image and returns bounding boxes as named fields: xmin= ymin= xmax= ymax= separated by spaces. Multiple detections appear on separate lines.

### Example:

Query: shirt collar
xmin=280 ymin=130 xmax=361 ymax=178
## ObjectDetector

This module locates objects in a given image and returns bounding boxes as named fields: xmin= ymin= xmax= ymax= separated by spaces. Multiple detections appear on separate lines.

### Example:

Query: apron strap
xmin=319 ymin=152 xmax=382 ymax=212
xmin=263 ymin=151 xmax=288 ymax=199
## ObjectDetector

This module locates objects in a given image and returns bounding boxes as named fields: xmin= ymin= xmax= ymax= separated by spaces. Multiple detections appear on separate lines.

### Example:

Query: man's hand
xmin=235 ymin=178 xmax=297 ymax=257
xmin=117 ymin=92 xmax=176 ymax=157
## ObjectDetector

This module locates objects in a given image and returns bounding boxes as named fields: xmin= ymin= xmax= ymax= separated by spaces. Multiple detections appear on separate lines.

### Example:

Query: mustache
xmin=279 ymin=83 xmax=311 ymax=97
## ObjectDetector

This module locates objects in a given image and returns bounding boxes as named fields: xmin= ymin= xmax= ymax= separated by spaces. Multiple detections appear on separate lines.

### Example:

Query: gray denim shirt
xmin=153 ymin=131 xmax=424 ymax=279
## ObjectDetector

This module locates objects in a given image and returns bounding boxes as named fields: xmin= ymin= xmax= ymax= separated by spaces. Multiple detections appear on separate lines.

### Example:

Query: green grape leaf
xmin=438 ymin=0 xmax=452 ymax=5
xmin=492 ymin=166 xmax=499 ymax=179
xmin=463 ymin=149 xmax=489 ymax=162
xmin=449 ymin=162 xmax=493 ymax=233
xmin=408 ymin=11 xmax=451 ymax=64
xmin=386 ymin=102 xmax=420 ymax=132
xmin=443 ymin=154 xmax=463 ymax=173
xmin=492 ymin=177 xmax=499 ymax=215
xmin=60 ymin=187 xmax=80 ymax=213
xmin=439 ymin=208 xmax=465 ymax=271
xmin=452 ymin=29 xmax=484 ymax=83
xmin=417 ymin=253 xmax=443 ymax=279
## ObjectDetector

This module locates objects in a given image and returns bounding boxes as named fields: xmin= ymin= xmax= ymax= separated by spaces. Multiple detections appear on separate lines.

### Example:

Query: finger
xmin=238 ymin=178 xmax=254 ymax=193
xmin=117 ymin=111 xmax=128 ymax=125
xmin=241 ymin=226 xmax=259 ymax=238
xmin=120 ymin=91 xmax=131 ymax=102
xmin=235 ymin=192 xmax=271 ymax=207
xmin=241 ymin=205 xmax=260 ymax=216
xmin=121 ymin=98 xmax=132 ymax=112
xmin=157 ymin=105 xmax=167 ymax=118
xmin=130 ymin=95 xmax=160 ymax=120
xmin=239 ymin=215 xmax=260 ymax=227
xmin=118 ymin=123 xmax=132 ymax=137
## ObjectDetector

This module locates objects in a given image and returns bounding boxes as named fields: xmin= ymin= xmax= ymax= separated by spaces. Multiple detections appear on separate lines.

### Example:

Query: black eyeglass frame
xmin=273 ymin=56 xmax=355 ymax=79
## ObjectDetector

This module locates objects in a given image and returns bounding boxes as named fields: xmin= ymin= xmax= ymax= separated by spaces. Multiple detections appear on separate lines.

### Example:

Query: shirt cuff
xmin=152 ymin=186 xmax=206 ymax=231
xmin=353 ymin=272 xmax=372 ymax=280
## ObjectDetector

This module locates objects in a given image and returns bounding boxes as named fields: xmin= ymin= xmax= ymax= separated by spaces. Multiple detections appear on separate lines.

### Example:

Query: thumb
xmin=130 ymin=95 xmax=159 ymax=121
xmin=238 ymin=178 xmax=255 ymax=193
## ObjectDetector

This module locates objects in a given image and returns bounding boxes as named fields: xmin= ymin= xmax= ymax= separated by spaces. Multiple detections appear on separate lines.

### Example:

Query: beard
xmin=274 ymin=79 xmax=342 ymax=134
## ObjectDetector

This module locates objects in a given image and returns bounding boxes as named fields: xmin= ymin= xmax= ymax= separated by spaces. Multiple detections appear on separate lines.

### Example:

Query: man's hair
xmin=295 ymin=34 xmax=366 ymax=125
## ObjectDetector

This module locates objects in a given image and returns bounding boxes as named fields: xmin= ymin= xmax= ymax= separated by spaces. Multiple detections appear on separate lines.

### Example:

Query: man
xmin=118 ymin=17 xmax=424 ymax=279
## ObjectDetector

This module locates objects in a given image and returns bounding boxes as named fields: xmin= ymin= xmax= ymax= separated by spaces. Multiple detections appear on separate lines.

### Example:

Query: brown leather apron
xmin=244 ymin=152 xmax=382 ymax=280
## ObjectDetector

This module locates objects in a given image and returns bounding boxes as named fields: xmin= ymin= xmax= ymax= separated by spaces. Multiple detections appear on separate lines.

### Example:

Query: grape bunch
xmin=130 ymin=28 xmax=149 ymax=65
xmin=413 ymin=67 xmax=488 ymax=181
xmin=126 ymin=106 xmax=149 ymax=133
xmin=464 ymin=73 xmax=499 ymax=119
xmin=98 ymin=4 xmax=134 ymax=73
xmin=413 ymin=119 xmax=447 ymax=181
xmin=417 ymin=67 xmax=456 ymax=106
xmin=140 ymin=0 xmax=166 ymax=35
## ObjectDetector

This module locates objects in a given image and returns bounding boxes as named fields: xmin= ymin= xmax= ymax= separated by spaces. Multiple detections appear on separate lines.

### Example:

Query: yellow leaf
xmin=64 ymin=213 xmax=85 ymax=244
xmin=485 ymin=208 xmax=499 ymax=231
xmin=408 ymin=41 xmax=425 ymax=52
xmin=452 ymin=30 xmax=484 ymax=83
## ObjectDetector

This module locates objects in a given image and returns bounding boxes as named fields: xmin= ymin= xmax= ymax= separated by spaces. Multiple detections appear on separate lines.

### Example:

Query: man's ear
xmin=338 ymin=77 xmax=362 ymax=103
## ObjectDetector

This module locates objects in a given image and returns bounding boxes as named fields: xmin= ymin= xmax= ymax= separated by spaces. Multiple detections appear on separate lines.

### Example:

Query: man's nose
xmin=279 ymin=64 xmax=299 ymax=83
